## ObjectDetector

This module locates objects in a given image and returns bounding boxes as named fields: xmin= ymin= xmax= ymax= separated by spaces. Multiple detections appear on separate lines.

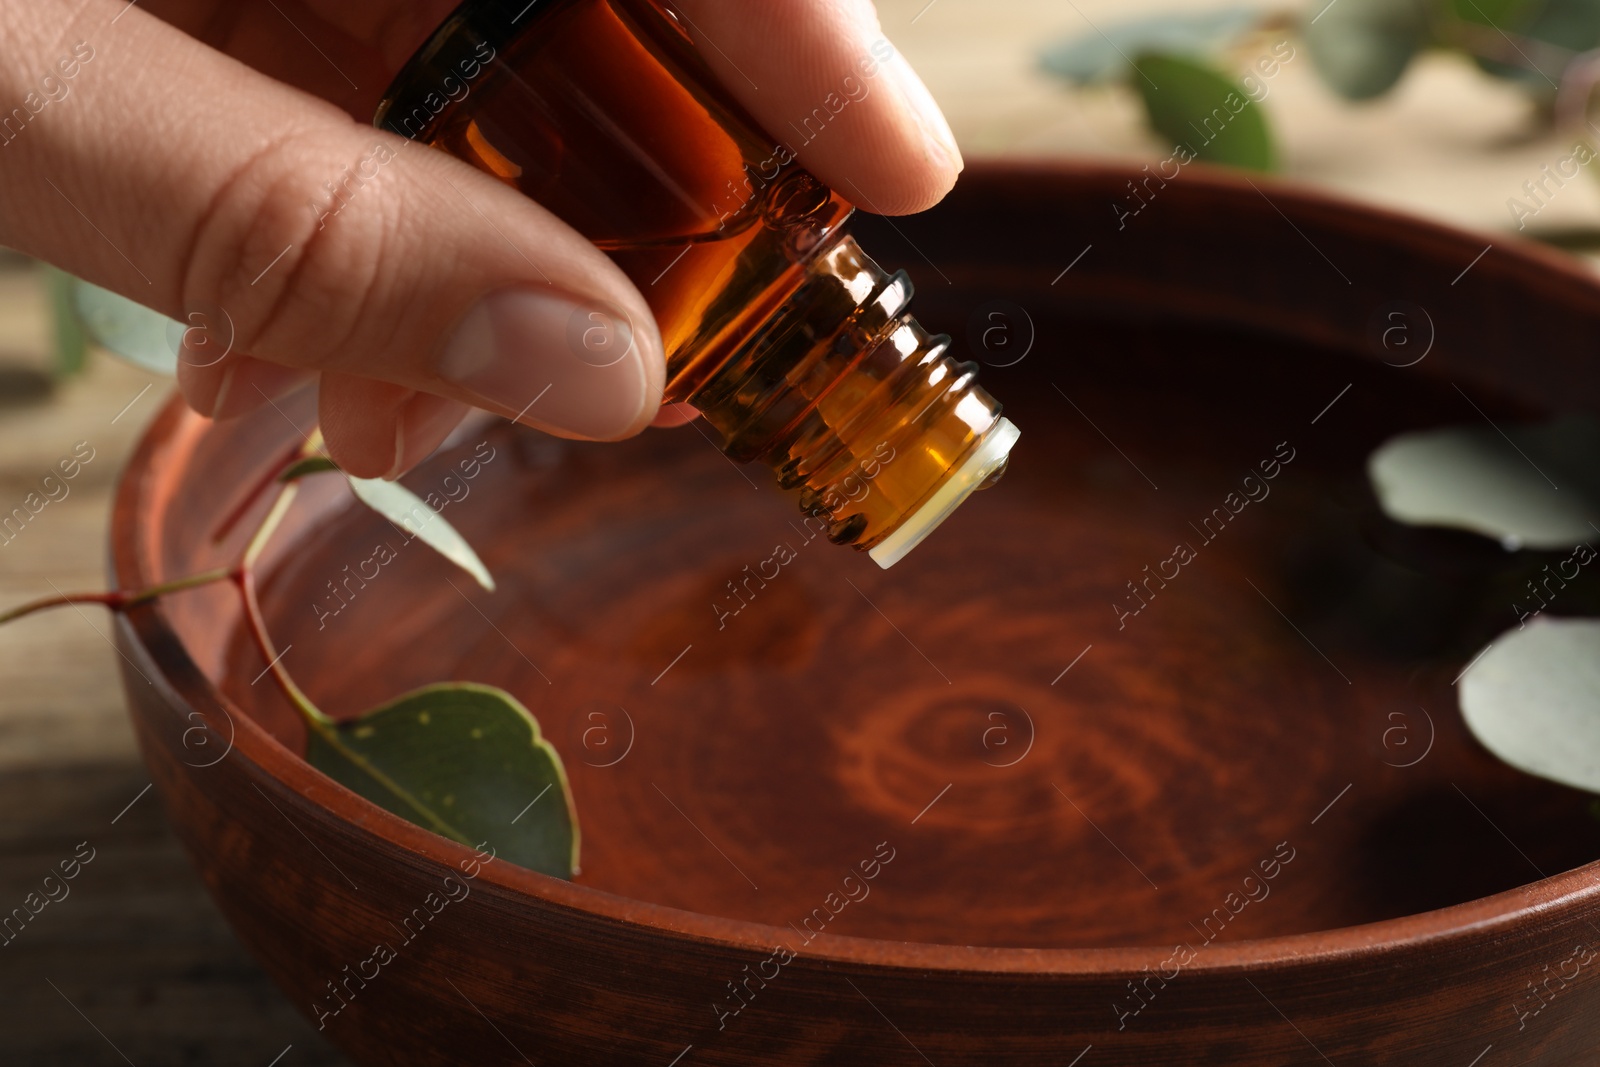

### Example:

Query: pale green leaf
xmin=347 ymin=475 xmax=495 ymax=592
xmin=1460 ymin=617 xmax=1600 ymax=793
xmin=68 ymin=276 xmax=181 ymax=375
xmin=1305 ymin=0 xmax=1427 ymax=101
xmin=307 ymin=683 xmax=579 ymax=878
xmin=42 ymin=265 xmax=88 ymax=379
xmin=1368 ymin=415 xmax=1600 ymax=550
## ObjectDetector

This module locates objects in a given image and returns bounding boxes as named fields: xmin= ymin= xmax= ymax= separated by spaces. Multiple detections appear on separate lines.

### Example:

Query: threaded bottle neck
xmin=688 ymin=233 xmax=1017 ymax=566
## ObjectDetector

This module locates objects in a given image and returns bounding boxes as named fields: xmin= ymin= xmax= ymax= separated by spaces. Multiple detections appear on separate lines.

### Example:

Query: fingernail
xmin=437 ymin=286 xmax=657 ymax=440
xmin=384 ymin=395 xmax=470 ymax=480
xmin=206 ymin=364 xmax=236 ymax=419
xmin=211 ymin=359 xmax=315 ymax=420
xmin=386 ymin=418 xmax=406 ymax=482
xmin=883 ymin=51 xmax=963 ymax=174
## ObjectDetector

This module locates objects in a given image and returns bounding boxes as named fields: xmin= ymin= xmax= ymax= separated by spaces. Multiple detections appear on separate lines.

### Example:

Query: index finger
xmin=672 ymin=0 xmax=963 ymax=217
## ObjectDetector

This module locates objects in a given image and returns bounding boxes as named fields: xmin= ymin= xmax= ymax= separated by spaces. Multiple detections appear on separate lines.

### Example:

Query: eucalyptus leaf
xmin=1305 ymin=0 xmax=1428 ymax=100
xmin=1460 ymin=617 xmax=1600 ymax=793
xmin=42 ymin=265 xmax=88 ymax=379
xmin=307 ymin=683 xmax=579 ymax=877
xmin=347 ymin=475 xmax=495 ymax=592
xmin=1451 ymin=0 xmax=1532 ymax=28
xmin=1528 ymin=0 xmax=1600 ymax=51
xmin=1451 ymin=0 xmax=1600 ymax=47
xmin=1132 ymin=52 xmax=1277 ymax=170
xmin=1368 ymin=415 xmax=1600 ymax=550
xmin=280 ymin=456 xmax=341 ymax=482
xmin=1039 ymin=8 xmax=1260 ymax=86
xmin=68 ymin=276 xmax=181 ymax=374
xmin=1456 ymin=0 xmax=1600 ymax=88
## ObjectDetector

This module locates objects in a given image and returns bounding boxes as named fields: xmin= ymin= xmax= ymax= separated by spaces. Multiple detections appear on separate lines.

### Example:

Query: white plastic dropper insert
xmin=868 ymin=417 xmax=1020 ymax=569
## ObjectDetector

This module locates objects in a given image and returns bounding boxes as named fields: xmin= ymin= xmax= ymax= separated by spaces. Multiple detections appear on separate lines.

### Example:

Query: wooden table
xmin=2 ymin=1 xmax=1595 ymax=1061
xmin=0 ymin=254 xmax=345 ymax=1063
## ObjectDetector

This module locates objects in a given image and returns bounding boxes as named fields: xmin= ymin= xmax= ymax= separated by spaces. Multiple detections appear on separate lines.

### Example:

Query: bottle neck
xmin=687 ymin=233 xmax=1017 ymax=566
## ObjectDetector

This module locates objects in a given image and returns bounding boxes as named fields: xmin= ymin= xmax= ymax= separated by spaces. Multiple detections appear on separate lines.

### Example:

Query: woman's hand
xmin=0 ymin=0 xmax=961 ymax=476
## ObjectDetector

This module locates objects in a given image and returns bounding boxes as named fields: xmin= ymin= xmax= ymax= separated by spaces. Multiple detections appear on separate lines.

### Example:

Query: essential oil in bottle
xmin=377 ymin=0 xmax=1018 ymax=567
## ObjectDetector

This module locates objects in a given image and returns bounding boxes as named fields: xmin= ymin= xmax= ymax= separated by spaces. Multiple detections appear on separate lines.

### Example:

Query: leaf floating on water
xmin=1039 ymin=9 xmax=1260 ymax=86
xmin=346 ymin=475 xmax=495 ymax=592
xmin=1460 ymin=617 xmax=1600 ymax=793
xmin=1368 ymin=415 xmax=1600 ymax=550
xmin=307 ymin=683 xmax=579 ymax=878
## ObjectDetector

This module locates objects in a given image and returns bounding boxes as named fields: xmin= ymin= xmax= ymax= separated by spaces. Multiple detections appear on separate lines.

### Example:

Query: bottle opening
xmin=868 ymin=418 xmax=1020 ymax=569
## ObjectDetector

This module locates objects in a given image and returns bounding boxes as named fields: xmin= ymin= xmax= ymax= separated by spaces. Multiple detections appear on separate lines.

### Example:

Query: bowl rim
xmin=114 ymin=159 xmax=1600 ymax=978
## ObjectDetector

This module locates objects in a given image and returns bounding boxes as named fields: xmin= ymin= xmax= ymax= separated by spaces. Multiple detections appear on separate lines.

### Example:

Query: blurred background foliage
xmin=1042 ymin=0 xmax=1600 ymax=172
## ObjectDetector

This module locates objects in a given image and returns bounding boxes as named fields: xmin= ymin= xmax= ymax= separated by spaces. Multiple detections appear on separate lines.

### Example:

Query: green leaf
xmin=1455 ymin=0 xmax=1600 ymax=88
xmin=1368 ymin=415 xmax=1600 ymax=550
xmin=42 ymin=265 xmax=88 ymax=379
xmin=1132 ymin=52 xmax=1277 ymax=170
xmin=1039 ymin=8 xmax=1261 ymax=86
xmin=1460 ymin=617 xmax=1600 ymax=793
xmin=346 ymin=475 xmax=495 ymax=592
xmin=68 ymin=276 xmax=181 ymax=374
xmin=1305 ymin=0 xmax=1428 ymax=100
xmin=1529 ymin=0 xmax=1600 ymax=51
xmin=1451 ymin=0 xmax=1533 ymax=28
xmin=1453 ymin=0 xmax=1600 ymax=48
xmin=307 ymin=683 xmax=579 ymax=878
xmin=280 ymin=456 xmax=341 ymax=482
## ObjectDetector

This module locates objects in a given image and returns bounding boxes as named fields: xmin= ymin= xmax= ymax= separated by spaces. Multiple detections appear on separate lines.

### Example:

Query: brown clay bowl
xmin=113 ymin=161 xmax=1600 ymax=1065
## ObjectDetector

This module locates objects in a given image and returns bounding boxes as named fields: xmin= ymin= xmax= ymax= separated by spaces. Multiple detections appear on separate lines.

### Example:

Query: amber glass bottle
xmin=376 ymin=0 xmax=1017 ymax=566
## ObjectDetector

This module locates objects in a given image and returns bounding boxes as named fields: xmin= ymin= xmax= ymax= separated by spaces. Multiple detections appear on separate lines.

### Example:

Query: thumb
xmin=0 ymin=3 xmax=663 ymax=462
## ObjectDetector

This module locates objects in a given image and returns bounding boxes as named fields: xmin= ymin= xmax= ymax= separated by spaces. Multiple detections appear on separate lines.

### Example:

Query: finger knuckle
xmin=182 ymin=130 xmax=404 ymax=373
